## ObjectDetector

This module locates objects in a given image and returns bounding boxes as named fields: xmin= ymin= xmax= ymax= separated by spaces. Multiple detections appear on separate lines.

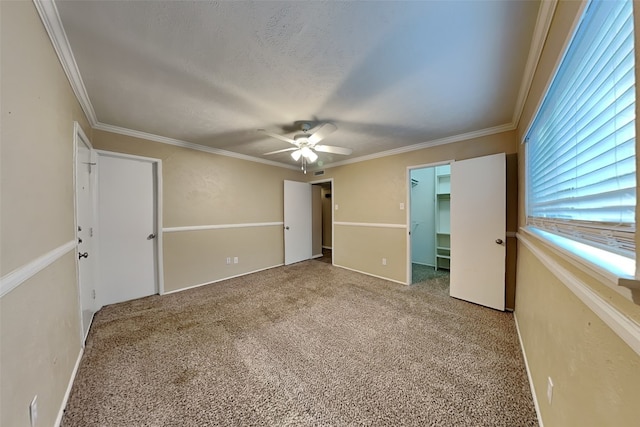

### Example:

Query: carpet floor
xmin=411 ymin=263 xmax=449 ymax=285
xmin=62 ymin=260 xmax=537 ymax=426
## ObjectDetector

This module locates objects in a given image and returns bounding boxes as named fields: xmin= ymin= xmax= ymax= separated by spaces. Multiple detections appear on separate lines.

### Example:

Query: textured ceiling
xmin=55 ymin=0 xmax=541 ymax=169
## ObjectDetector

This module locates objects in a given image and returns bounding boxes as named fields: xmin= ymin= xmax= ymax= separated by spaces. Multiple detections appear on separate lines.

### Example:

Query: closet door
xmin=450 ymin=153 xmax=506 ymax=311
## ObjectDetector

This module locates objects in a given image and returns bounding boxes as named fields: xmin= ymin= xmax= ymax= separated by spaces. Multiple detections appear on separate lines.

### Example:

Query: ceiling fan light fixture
xmin=306 ymin=150 xmax=318 ymax=163
xmin=291 ymin=150 xmax=302 ymax=161
xmin=300 ymin=146 xmax=312 ymax=157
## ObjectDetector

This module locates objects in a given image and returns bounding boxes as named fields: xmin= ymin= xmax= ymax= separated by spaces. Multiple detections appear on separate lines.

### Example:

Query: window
xmin=526 ymin=0 xmax=636 ymax=259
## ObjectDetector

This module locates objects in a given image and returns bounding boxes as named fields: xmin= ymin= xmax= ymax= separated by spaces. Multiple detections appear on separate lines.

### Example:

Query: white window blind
xmin=526 ymin=0 xmax=636 ymax=258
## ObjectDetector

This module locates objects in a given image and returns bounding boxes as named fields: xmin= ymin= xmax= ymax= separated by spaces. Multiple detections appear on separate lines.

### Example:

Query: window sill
xmin=519 ymin=226 xmax=638 ymax=297
xmin=518 ymin=227 xmax=640 ymax=357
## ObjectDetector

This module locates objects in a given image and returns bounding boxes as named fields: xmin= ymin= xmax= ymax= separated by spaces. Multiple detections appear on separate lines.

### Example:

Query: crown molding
xmin=319 ymin=122 xmax=515 ymax=170
xmin=93 ymin=123 xmax=300 ymax=170
xmin=511 ymin=0 xmax=558 ymax=129
xmin=35 ymin=0 xmax=555 ymax=172
xmin=33 ymin=0 xmax=97 ymax=126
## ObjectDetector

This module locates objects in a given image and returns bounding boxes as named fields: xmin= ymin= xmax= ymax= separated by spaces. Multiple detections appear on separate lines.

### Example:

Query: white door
xmin=284 ymin=180 xmax=312 ymax=265
xmin=98 ymin=154 xmax=157 ymax=306
xmin=75 ymin=125 xmax=98 ymax=340
xmin=450 ymin=153 xmax=506 ymax=311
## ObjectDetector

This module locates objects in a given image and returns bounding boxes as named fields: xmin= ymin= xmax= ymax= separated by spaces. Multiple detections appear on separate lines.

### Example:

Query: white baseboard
xmin=322 ymin=246 xmax=332 ymax=250
xmin=411 ymin=261 xmax=436 ymax=267
xmin=163 ymin=264 xmax=284 ymax=295
xmin=312 ymin=254 xmax=323 ymax=259
xmin=55 ymin=346 xmax=84 ymax=427
xmin=514 ymin=313 xmax=543 ymax=427
xmin=333 ymin=264 xmax=406 ymax=285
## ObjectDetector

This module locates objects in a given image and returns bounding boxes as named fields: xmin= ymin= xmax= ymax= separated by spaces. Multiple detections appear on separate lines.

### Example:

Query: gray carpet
xmin=411 ymin=263 xmax=449 ymax=285
xmin=62 ymin=260 xmax=537 ymax=426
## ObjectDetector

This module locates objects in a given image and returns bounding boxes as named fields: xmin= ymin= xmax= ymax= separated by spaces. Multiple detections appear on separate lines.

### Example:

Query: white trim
xmin=95 ymin=149 xmax=163 ymax=164
xmin=55 ymin=346 xmax=84 ymax=427
xmin=163 ymin=222 xmax=284 ymax=233
xmin=162 ymin=264 xmax=284 ymax=295
xmin=511 ymin=0 xmax=558 ymax=128
xmin=514 ymin=314 xmax=544 ymax=427
xmin=34 ymin=0 xmax=557 ymax=172
xmin=95 ymin=150 xmax=165 ymax=298
xmin=94 ymin=122 xmax=299 ymax=170
xmin=334 ymin=264 xmax=406 ymax=286
xmin=322 ymin=246 xmax=332 ymax=250
xmin=156 ymin=161 xmax=165 ymax=295
xmin=520 ymin=0 xmax=589 ymax=141
xmin=519 ymin=227 xmax=634 ymax=297
xmin=0 ymin=240 xmax=76 ymax=298
xmin=312 ymin=254 xmax=323 ymax=259
xmin=518 ymin=231 xmax=640 ymax=357
xmin=319 ymin=123 xmax=514 ymax=170
xmin=506 ymin=231 xmax=518 ymax=238
xmin=33 ymin=0 xmax=97 ymax=126
xmin=334 ymin=221 xmax=407 ymax=229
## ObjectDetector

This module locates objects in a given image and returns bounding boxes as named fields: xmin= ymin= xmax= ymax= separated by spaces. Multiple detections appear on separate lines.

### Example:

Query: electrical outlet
xmin=382 ymin=258 xmax=387 ymax=266
xmin=226 ymin=257 xmax=231 ymax=265
xmin=335 ymin=204 xmax=339 ymax=210
xmin=547 ymin=377 xmax=554 ymax=405
xmin=233 ymin=257 xmax=238 ymax=264
xmin=29 ymin=395 xmax=38 ymax=427
xmin=400 ymin=202 xmax=405 ymax=210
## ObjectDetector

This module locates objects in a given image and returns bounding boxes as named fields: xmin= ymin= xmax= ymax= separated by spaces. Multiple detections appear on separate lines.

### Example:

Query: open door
xmin=450 ymin=153 xmax=506 ymax=311
xmin=75 ymin=123 xmax=98 ymax=341
xmin=284 ymin=180 xmax=312 ymax=265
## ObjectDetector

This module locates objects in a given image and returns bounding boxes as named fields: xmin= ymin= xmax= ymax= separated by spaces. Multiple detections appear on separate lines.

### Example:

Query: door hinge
xmin=90 ymin=227 xmax=94 ymax=237
xmin=92 ymin=289 xmax=96 ymax=299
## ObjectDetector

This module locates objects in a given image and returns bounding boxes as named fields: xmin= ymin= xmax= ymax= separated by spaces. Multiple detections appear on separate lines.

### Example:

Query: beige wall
xmin=1 ymin=2 xmax=90 ymax=426
xmin=515 ymin=1 xmax=640 ymax=426
xmin=92 ymin=130 xmax=303 ymax=291
xmin=163 ymin=227 xmax=284 ymax=292
xmin=5 ymin=2 xmax=639 ymax=426
xmin=315 ymin=131 xmax=519 ymax=295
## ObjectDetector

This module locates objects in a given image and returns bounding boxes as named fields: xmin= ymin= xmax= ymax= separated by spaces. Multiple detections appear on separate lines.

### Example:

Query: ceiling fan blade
xmin=257 ymin=129 xmax=297 ymax=145
xmin=314 ymin=145 xmax=352 ymax=155
xmin=307 ymin=123 xmax=337 ymax=144
xmin=263 ymin=147 xmax=298 ymax=156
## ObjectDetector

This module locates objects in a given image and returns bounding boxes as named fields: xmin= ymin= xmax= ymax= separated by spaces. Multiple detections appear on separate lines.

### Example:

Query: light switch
xmin=400 ymin=203 xmax=405 ymax=210
xmin=335 ymin=204 xmax=339 ymax=210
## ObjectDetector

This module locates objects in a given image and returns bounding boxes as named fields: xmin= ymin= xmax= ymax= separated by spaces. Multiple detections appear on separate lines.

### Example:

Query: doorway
xmin=407 ymin=154 xmax=507 ymax=311
xmin=408 ymin=163 xmax=451 ymax=286
xmin=312 ymin=180 xmax=333 ymax=264
xmin=283 ymin=179 xmax=333 ymax=265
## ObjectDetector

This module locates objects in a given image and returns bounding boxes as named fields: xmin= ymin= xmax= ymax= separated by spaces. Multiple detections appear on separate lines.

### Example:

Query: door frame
xmin=73 ymin=122 xmax=97 ymax=343
xmin=95 ymin=150 xmax=164 ymax=298
xmin=406 ymin=161 xmax=452 ymax=285
xmin=309 ymin=178 xmax=334 ymax=265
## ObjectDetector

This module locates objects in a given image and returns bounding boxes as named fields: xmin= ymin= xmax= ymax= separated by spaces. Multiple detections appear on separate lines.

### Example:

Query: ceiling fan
xmin=259 ymin=122 xmax=352 ymax=172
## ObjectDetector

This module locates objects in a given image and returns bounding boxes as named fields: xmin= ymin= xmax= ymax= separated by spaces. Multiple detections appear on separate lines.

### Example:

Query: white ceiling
xmin=53 ymin=0 xmax=542 ymax=169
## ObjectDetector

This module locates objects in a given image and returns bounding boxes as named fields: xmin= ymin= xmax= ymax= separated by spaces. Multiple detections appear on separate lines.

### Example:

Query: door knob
xmin=79 ymin=252 xmax=89 ymax=259
xmin=495 ymin=239 xmax=504 ymax=245
xmin=285 ymin=226 xmax=290 ymax=230
xmin=147 ymin=233 xmax=156 ymax=240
